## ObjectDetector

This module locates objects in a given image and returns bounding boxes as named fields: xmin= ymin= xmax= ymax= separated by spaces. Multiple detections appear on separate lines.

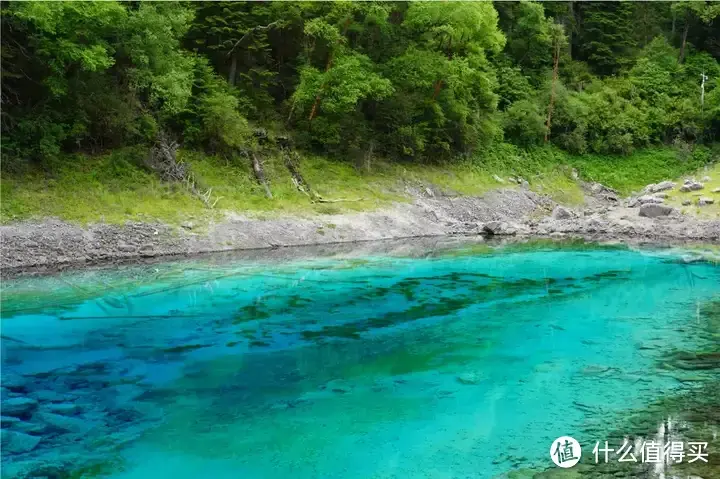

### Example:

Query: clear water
xmin=1 ymin=240 xmax=719 ymax=478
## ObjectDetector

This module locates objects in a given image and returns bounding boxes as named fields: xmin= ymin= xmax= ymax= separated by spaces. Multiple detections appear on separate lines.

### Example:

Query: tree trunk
xmin=545 ymin=42 xmax=561 ymax=143
xmin=228 ymin=53 xmax=238 ymax=86
xmin=679 ymin=19 xmax=690 ymax=63
xmin=567 ymin=2 xmax=574 ymax=60
xmin=308 ymin=18 xmax=351 ymax=123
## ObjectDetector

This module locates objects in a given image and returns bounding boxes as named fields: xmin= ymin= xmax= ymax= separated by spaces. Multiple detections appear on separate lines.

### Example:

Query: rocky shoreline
xmin=1 ymin=182 xmax=719 ymax=276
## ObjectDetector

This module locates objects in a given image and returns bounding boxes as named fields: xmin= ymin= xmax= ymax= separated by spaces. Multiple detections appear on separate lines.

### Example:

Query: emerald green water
xmin=1 ymin=240 xmax=719 ymax=478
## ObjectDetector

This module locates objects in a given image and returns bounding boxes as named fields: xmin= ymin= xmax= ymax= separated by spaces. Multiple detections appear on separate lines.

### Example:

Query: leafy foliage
xmin=1 ymin=0 xmax=718 ymax=170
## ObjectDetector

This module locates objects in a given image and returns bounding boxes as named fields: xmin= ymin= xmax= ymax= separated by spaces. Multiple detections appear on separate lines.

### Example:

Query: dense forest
xmin=1 ymin=1 xmax=719 ymax=174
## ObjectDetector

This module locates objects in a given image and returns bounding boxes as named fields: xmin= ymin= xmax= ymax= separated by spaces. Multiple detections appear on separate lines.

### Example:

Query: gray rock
xmin=682 ymin=200 xmax=692 ymax=206
xmin=698 ymin=197 xmax=715 ymax=206
xmin=2 ymin=397 xmax=39 ymax=418
xmin=680 ymin=181 xmax=704 ymax=192
xmin=117 ymin=243 xmax=136 ymax=253
xmin=181 ymin=221 xmax=194 ymax=230
xmin=1 ymin=430 xmax=41 ymax=454
xmin=638 ymin=204 xmax=674 ymax=218
xmin=712 ymin=187 xmax=720 ymax=193
xmin=702 ymin=176 xmax=711 ymax=182
xmin=35 ymin=411 xmax=98 ymax=433
xmin=650 ymin=181 xmax=676 ymax=193
xmin=639 ymin=195 xmax=664 ymax=205
xmin=2 ymin=372 xmax=28 ymax=392
xmin=483 ymin=221 xmax=523 ymax=236
xmin=520 ymin=180 xmax=530 ymax=190
xmin=551 ymin=206 xmax=574 ymax=220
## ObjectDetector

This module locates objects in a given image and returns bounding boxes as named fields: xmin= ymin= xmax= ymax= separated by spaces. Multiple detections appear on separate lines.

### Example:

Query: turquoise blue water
xmin=1 ymin=241 xmax=719 ymax=478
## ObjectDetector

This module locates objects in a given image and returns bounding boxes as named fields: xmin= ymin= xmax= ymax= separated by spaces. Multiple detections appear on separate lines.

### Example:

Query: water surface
xmin=2 ymin=240 xmax=719 ymax=478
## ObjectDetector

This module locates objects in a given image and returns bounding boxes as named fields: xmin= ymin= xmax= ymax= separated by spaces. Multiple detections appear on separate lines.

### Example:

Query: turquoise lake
xmin=1 ymin=239 xmax=719 ymax=478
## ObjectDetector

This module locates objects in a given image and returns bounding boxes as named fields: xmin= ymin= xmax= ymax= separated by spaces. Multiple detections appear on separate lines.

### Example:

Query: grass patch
xmin=564 ymin=146 xmax=714 ymax=195
xmin=665 ymin=162 xmax=720 ymax=218
xmin=2 ymin=144 xmax=715 ymax=225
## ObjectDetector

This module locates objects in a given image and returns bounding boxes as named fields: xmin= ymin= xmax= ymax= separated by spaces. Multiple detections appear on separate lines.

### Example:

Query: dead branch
xmin=146 ymin=132 xmax=220 ymax=208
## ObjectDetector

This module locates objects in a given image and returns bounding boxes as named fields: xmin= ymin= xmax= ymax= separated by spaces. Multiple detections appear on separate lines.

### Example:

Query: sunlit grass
xmin=664 ymin=163 xmax=720 ymax=218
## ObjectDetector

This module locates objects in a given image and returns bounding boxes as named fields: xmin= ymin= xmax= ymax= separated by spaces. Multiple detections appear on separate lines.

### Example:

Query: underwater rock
xmin=1 ymin=430 xmax=42 ymax=454
xmin=46 ymin=403 xmax=82 ymax=416
xmin=29 ymin=390 xmax=75 ymax=403
xmin=2 ymin=371 xmax=28 ymax=392
xmin=2 ymin=397 xmax=39 ymax=418
xmin=456 ymin=372 xmax=483 ymax=385
xmin=11 ymin=421 xmax=48 ymax=435
xmin=1 ymin=415 xmax=21 ymax=426
xmin=36 ymin=411 xmax=99 ymax=433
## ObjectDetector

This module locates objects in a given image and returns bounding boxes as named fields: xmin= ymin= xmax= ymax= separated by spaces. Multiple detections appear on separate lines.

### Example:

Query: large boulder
xmin=639 ymin=204 xmax=674 ymax=218
xmin=1 ymin=430 xmax=42 ymax=454
xmin=2 ymin=397 xmax=39 ymax=418
xmin=551 ymin=206 xmax=575 ymax=220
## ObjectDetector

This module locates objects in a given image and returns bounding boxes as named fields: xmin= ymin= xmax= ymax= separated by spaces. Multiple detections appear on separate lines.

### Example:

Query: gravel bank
xmin=1 ymin=186 xmax=718 ymax=276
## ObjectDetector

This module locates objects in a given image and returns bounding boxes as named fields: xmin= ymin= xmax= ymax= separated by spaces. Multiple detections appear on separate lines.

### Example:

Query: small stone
xmin=702 ymin=176 xmax=711 ymax=182
xmin=424 ymin=187 xmax=434 ymax=197
xmin=638 ymin=204 xmax=674 ymax=218
xmin=117 ymin=243 xmax=136 ymax=253
xmin=698 ymin=197 xmax=714 ymax=206
xmin=2 ymin=397 xmax=39 ymax=418
xmin=682 ymin=200 xmax=692 ymax=206
xmin=571 ymin=168 xmax=579 ymax=180
xmin=520 ymin=180 xmax=530 ymax=190
xmin=492 ymin=175 xmax=505 ymax=184
xmin=712 ymin=187 xmax=720 ymax=193
xmin=1 ymin=430 xmax=42 ymax=454
xmin=181 ymin=221 xmax=194 ymax=230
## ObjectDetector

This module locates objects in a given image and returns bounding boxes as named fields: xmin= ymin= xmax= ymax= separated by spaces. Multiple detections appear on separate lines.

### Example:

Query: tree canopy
xmin=2 ymin=0 xmax=718 ymax=168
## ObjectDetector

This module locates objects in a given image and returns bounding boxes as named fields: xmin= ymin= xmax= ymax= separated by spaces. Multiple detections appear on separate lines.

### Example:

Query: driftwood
xmin=281 ymin=142 xmax=319 ymax=201
xmin=249 ymin=151 xmax=273 ymax=199
xmin=147 ymin=132 xmax=221 ymax=208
